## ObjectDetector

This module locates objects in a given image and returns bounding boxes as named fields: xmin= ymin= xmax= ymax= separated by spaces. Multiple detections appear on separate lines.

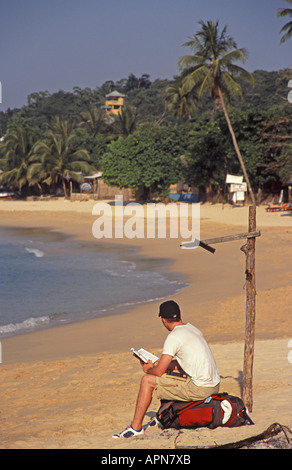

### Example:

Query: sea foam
xmin=25 ymin=247 xmax=44 ymax=258
xmin=0 ymin=316 xmax=50 ymax=335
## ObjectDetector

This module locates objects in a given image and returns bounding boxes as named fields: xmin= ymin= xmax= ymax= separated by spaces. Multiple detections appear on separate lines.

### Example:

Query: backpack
xmin=156 ymin=393 xmax=254 ymax=430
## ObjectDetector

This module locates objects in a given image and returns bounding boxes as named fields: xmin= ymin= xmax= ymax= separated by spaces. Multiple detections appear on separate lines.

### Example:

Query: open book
xmin=131 ymin=348 xmax=159 ymax=364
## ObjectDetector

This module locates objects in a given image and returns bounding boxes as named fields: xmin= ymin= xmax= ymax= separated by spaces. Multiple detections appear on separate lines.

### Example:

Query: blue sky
xmin=0 ymin=0 xmax=291 ymax=110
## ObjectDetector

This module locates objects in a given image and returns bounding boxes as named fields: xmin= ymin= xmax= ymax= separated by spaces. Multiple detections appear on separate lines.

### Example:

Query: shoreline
xmin=1 ymin=200 xmax=292 ymax=364
xmin=0 ymin=199 xmax=291 ymax=449
xmin=0 ymin=226 xmax=187 ymax=341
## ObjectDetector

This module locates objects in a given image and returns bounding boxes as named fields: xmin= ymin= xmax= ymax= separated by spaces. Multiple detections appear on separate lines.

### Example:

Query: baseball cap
xmin=158 ymin=300 xmax=181 ymax=320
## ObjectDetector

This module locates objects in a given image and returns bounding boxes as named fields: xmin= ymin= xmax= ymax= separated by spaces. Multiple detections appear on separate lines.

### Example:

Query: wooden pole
xmin=241 ymin=205 xmax=257 ymax=412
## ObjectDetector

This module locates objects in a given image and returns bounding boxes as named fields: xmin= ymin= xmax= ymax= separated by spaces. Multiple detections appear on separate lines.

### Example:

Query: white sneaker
xmin=112 ymin=425 xmax=144 ymax=439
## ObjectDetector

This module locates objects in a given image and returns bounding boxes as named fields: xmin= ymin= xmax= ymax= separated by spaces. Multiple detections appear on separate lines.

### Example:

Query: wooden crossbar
xmin=180 ymin=231 xmax=261 ymax=253
xmin=203 ymin=231 xmax=261 ymax=245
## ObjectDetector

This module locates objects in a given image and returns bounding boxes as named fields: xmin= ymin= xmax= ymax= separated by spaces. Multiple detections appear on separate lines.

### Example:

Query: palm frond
xmin=225 ymin=63 xmax=255 ymax=85
xmin=0 ymin=168 xmax=18 ymax=184
xmin=220 ymin=72 xmax=243 ymax=99
xmin=199 ymin=69 xmax=215 ymax=98
xmin=72 ymin=149 xmax=91 ymax=163
xmin=279 ymin=21 xmax=292 ymax=43
xmin=278 ymin=1 xmax=292 ymax=43
xmin=178 ymin=54 xmax=205 ymax=71
xmin=220 ymin=48 xmax=249 ymax=66
xmin=27 ymin=162 xmax=47 ymax=182
xmin=182 ymin=34 xmax=202 ymax=48
xmin=181 ymin=65 xmax=208 ymax=95
xmin=278 ymin=1 xmax=292 ymax=18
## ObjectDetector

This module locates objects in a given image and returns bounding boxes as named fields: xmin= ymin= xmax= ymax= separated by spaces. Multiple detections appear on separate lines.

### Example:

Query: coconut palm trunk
xmin=218 ymin=88 xmax=256 ymax=205
xmin=62 ymin=177 xmax=68 ymax=198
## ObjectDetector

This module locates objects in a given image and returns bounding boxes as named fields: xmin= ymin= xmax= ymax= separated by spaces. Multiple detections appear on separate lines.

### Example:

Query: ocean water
xmin=0 ymin=226 xmax=186 ymax=338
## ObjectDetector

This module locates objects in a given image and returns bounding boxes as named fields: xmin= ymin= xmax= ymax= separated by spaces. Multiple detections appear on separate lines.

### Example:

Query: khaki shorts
xmin=155 ymin=374 xmax=220 ymax=402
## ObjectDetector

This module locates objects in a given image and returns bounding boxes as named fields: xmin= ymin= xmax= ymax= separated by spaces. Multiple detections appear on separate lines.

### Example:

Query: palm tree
xmin=278 ymin=0 xmax=292 ymax=43
xmin=164 ymin=75 xmax=198 ymax=119
xmin=51 ymin=116 xmax=76 ymax=139
xmin=116 ymin=105 xmax=137 ymax=136
xmin=79 ymin=107 xmax=106 ymax=137
xmin=178 ymin=20 xmax=256 ymax=204
xmin=30 ymin=118 xmax=94 ymax=197
xmin=0 ymin=125 xmax=34 ymax=193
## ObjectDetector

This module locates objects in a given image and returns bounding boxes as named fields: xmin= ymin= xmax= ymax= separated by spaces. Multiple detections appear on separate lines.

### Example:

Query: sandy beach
xmin=0 ymin=199 xmax=291 ymax=450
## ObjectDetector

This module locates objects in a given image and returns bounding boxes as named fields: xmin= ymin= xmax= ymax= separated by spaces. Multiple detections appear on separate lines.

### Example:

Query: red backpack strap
xmin=176 ymin=399 xmax=206 ymax=416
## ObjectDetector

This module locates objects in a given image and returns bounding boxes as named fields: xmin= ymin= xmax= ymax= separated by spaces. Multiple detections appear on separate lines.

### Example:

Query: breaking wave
xmin=25 ymin=247 xmax=44 ymax=258
xmin=0 ymin=316 xmax=50 ymax=335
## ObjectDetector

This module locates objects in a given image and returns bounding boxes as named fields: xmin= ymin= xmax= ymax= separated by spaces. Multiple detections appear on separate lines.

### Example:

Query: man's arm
xmin=142 ymin=354 xmax=173 ymax=377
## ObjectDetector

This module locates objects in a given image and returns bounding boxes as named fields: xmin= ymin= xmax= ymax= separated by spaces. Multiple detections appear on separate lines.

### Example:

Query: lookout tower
xmin=103 ymin=90 xmax=125 ymax=115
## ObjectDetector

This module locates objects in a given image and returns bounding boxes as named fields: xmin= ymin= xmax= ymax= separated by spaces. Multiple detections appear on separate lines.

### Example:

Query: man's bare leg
xmin=131 ymin=374 xmax=156 ymax=430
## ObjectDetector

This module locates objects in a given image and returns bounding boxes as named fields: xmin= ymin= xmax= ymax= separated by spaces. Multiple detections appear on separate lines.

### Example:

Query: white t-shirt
xmin=162 ymin=323 xmax=220 ymax=387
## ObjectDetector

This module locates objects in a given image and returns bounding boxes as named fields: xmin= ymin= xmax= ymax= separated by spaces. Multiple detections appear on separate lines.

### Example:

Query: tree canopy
xmin=0 ymin=57 xmax=291 ymax=201
xmin=101 ymin=126 xmax=185 ymax=199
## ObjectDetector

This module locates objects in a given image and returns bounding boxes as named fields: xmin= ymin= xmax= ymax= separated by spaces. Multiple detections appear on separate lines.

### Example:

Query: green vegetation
xmin=101 ymin=126 xmax=185 ymax=200
xmin=29 ymin=118 xmax=94 ymax=198
xmin=0 ymin=18 xmax=291 ymax=201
